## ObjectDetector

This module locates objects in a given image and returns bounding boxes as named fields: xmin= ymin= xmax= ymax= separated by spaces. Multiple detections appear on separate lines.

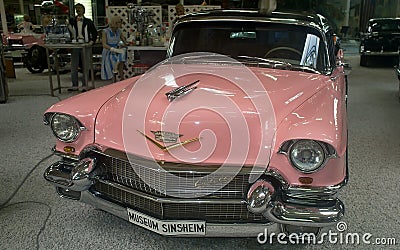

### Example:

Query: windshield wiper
xmin=289 ymin=64 xmax=320 ymax=74
xmin=237 ymin=55 xmax=321 ymax=74
xmin=237 ymin=55 xmax=293 ymax=69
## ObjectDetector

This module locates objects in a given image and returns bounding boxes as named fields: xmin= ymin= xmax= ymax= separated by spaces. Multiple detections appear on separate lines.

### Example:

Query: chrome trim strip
xmin=361 ymin=51 xmax=399 ymax=56
xmin=43 ymin=112 xmax=54 ymax=125
xmin=246 ymin=173 xmax=345 ymax=227
xmin=264 ymin=169 xmax=289 ymax=188
xmin=285 ymin=180 xmax=345 ymax=197
xmin=264 ymin=199 xmax=345 ymax=227
xmin=94 ymin=148 xmax=266 ymax=175
xmin=396 ymin=66 xmax=400 ymax=76
xmin=97 ymin=179 xmax=245 ymax=205
xmin=284 ymin=157 xmax=348 ymax=199
xmin=79 ymin=191 xmax=279 ymax=237
xmin=265 ymin=166 xmax=348 ymax=199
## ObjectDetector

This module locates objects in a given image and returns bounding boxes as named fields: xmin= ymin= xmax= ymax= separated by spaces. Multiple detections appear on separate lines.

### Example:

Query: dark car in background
xmin=359 ymin=18 xmax=400 ymax=66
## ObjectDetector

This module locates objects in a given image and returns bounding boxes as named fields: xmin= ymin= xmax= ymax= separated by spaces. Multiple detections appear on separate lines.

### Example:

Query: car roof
xmin=369 ymin=17 xmax=400 ymax=22
xmin=176 ymin=9 xmax=333 ymax=33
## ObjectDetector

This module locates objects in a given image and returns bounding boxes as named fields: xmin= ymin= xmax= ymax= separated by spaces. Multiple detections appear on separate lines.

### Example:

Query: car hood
xmin=95 ymin=64 xmax=330 ymax=166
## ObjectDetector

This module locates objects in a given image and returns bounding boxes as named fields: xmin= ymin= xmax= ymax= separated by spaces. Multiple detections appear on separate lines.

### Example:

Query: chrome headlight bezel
xmin=45 ymin=113 xmax=85 ymax=142
xmin=279 ymin=139 xmax=337 ymax=174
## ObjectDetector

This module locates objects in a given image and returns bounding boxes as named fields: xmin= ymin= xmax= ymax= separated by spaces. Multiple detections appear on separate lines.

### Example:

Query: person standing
xmin=68 ymin=3 xmax=97 ymax=92
xmin=17 ymin=15 xmax=33 ymax=33
xmin=101 ymin=15 xmax=127 ymax=81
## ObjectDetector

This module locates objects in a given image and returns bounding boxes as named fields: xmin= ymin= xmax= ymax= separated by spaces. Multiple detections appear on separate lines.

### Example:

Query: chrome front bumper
xmin=79 ymin=191 xmax=280 ymax=237
xmin=44 ymin=158 xmax=346 ymax=236
xmin=44 ymin=158 xmax=96 ymax=192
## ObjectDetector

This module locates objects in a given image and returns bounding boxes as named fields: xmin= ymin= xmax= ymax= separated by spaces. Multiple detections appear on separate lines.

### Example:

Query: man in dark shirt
xmin=68 ymin=3 xmax=97 ymax=92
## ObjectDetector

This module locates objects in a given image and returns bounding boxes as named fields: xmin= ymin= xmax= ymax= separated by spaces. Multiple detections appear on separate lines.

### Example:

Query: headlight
xmin=50 ymin=113 xmax=82 ymax=142
xmin=289 ymin=140 xmax=325 ymax=173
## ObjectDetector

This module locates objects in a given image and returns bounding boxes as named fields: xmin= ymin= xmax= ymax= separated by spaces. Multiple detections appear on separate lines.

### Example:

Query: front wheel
xmin=25 ymin=45 xmax=47 ymax=73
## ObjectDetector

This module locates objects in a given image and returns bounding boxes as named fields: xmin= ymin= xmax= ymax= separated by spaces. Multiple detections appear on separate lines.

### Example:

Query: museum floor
xmin=0 ymin=42 xmax=399 ymax=249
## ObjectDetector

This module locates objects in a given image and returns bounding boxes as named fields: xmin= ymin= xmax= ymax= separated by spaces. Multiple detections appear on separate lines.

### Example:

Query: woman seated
xmin=101 ymin=16 xmax=127 ymax=81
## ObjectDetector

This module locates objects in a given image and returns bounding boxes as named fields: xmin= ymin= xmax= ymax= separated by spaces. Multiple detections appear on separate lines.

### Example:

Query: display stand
xmin=44 ymin=43 xmax=94 ymax=96
xmin=127 ymin=46 xmax=167 ymax=76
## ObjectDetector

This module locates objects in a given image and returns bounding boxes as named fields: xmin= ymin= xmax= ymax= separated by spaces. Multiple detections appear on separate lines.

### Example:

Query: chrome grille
xmin=93 ymin=181 xmax=162 ymax=218
xmin=91 ymin=150 xmax=266 ymax=223
xmin=93 ymin=181 xmax=264 ymax=222
xmin=95 ymin=151 xmax=252 ymax=199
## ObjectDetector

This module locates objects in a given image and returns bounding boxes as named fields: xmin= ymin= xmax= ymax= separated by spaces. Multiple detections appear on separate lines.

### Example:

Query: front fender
xmin=270 ymin=81 xmax=347 ymax=187
xmin=45 ymin=79 xmax=136 ymax=155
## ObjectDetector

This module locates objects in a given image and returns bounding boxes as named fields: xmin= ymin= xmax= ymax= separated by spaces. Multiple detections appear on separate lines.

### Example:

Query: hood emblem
xmin=138 ymin=130 xmax=199 ymax=152
xmin=151 ymin=130 xmax=182 ymax=143
xmin=165 ymin=80 xmax=199 ymax=102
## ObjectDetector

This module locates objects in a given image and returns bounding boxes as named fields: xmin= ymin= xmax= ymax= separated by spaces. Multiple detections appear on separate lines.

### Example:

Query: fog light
xmin=64 ymin=146 xmax=75 ymax=153
xmin=246 ymin=180 xmax=275 ymax=214
xmin=298 ymin=177 xmax=313 ymax=185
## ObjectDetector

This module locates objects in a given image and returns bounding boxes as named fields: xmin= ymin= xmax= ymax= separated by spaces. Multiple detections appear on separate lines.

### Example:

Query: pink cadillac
xmin=43 ymin=9 xmax=348 ymax=237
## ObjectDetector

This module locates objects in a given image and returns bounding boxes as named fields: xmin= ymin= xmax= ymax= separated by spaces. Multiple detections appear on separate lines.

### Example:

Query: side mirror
xmin=336 ymin=48 xmax=351 ymax=75
xmin=338 ymin=62 xmax=352 ymax=76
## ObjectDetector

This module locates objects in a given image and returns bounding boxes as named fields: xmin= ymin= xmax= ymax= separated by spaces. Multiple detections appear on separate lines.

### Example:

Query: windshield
xmin=168 ymin=21 xmax=327 ymax=72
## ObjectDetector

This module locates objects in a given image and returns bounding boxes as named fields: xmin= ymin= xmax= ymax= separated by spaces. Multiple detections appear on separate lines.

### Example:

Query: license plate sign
xmin=127 ymin=208 xmax=206 ymax=236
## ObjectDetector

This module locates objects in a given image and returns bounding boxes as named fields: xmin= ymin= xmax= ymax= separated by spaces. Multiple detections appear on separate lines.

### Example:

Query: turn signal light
xmin=64 ymin=146 xmax=76 ymax=153
xmin=298 ymin=177 xmax=313 ymax=185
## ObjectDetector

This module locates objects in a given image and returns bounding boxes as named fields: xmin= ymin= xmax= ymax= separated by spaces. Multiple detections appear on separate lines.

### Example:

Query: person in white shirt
xmin=17 ymin=15 xmax=33 ymax=33
xmin=67 ymin=3 xmax=97 ymax=92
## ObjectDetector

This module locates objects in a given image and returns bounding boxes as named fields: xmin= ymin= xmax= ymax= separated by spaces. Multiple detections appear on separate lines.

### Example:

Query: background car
xmin=2 ymin=25 xmax=48 ymax=73
xmin=1 ymin=27 xmax=70 ymax=74
xmin=359 ymin=18 xmax=400 ymax=67
xmin=43 ymin=9 xmax=348 ymax=238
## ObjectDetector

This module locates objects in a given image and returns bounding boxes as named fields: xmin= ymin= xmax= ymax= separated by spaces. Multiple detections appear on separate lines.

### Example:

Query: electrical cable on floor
xmin=0 ymin=153 xmax=55 ymax=250
xmin=1 ymin=83 xmax=63 ymax=248
xmin=1 ymin=201 xmax=52 ymax=250
xmin=0 ymin=153 xmax=54 ymax=209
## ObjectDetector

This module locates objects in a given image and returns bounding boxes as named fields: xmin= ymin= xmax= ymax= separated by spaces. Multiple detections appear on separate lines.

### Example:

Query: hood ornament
xmin=165 ymin=80 xmax=199 ymax=102
xmin=138 ymin=130 xmax=199 ymax=152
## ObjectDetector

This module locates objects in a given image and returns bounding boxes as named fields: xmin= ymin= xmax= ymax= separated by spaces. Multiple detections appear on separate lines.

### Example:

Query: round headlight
xmin=289 ymin=140 xmax=325 ymax=173
xmin=50 ymin=113 xmax=81 ymax=142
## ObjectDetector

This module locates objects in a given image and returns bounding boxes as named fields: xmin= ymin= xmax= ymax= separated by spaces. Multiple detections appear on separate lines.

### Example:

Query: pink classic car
xmin=43 ymin=9 xmax=348 ymax=238
xmin=2 ymin=29 xmax=48 ymax=73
